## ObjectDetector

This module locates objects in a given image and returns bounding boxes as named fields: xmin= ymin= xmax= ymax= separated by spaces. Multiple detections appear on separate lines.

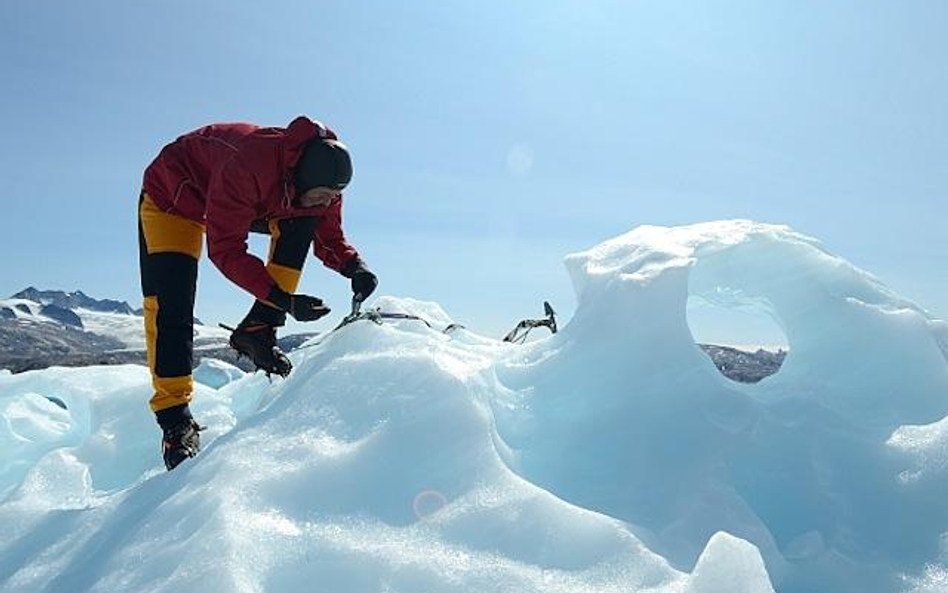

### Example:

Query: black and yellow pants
xmin=138 ymin=191 xmax=317 ymax=414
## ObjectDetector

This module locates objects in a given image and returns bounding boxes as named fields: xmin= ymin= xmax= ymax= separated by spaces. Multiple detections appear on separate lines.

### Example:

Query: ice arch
xmin=555 ymin=220 xmax=948 ymax=425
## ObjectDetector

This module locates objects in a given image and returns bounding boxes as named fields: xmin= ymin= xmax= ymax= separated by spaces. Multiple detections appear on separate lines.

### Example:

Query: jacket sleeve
xmin=313 ymin=199 xmax=361 ymax=274
xmin=206 ymin=157 xmax=276 ymax=301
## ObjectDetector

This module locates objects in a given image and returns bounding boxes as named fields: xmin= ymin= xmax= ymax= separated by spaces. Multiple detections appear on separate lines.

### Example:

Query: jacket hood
xmin=284 ymin=116 xmax=335 ymax=168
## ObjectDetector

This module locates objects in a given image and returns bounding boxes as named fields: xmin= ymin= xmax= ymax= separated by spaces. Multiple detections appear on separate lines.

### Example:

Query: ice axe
xmin=502 ymin=301 xmax=558 ymax=344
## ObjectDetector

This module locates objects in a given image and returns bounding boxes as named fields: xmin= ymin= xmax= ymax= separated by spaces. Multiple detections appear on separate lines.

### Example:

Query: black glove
xmin=289 ymin=294 xmax=331 ymax=321
xmin=267 ymin=287 xmax=331 ymax=322
xmin=343 ymin=260 xmax=378 ymax=301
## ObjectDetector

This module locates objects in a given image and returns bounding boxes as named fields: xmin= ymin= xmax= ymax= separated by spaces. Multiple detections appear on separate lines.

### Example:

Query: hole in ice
xmin=687 ymin=293 xmax=789 ymax=384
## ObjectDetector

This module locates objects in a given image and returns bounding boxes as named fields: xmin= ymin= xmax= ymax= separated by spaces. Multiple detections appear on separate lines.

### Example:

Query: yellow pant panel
xmin=266 ymin=262 xmax=303 ymax=294
xmin=149 ymin=376 xmax=194 ymax=412
xmin=140 ymin=193 xmax=205 ymax=258
xmin=144 ymin=296 xmax=158 ymax=373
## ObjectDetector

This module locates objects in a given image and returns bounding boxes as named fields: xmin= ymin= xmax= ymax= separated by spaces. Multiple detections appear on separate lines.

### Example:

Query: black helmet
xmin=294 ymin=138 xmax=352 ymax=193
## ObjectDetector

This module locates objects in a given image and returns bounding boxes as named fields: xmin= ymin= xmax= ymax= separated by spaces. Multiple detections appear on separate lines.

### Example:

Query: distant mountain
xmin=6 ymin=287 xmax=205 ymax=324
xmin=0 ymin=287 xmax=319 ymax=374
xmin=12 ymin=287 xmax=138 ymax=315
xmin=698 ymin=344 xmax=787 ymax=383
xmin=0 ymin=319 xmax=128 ymax=372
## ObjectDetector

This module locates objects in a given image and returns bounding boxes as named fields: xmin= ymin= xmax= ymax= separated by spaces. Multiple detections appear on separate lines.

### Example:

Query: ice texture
xmin=0 ymin=221 xmax=945 ymax=593
xmin=193 ymin=358 xmax=246 ymax=389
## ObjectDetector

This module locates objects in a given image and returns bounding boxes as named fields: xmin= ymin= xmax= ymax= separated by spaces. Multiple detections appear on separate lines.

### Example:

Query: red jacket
xmin=143 ymin=116 xmax=361 ymax=300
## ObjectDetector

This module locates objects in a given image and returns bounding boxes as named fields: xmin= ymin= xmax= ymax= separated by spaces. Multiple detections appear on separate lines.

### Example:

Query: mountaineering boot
xmin=229 ymin=321 xmax=293 ymax=378
xmin=161 ymin=418 xmax=203 ymax=471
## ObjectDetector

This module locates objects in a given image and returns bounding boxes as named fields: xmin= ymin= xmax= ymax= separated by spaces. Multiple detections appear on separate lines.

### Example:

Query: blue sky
xmin=1 ymin=0 xmax=945 ymax=346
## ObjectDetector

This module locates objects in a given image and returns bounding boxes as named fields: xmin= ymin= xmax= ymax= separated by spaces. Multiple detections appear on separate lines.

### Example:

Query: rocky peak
xmin=10 ymin=287 xmax=138 ymax=315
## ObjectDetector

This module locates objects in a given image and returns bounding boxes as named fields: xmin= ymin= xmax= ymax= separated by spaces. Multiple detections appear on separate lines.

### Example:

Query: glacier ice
xmin=193 ymin=358 xmax=246 ymax=389
xmin=0 ymin=220 xmax=945 ymax=593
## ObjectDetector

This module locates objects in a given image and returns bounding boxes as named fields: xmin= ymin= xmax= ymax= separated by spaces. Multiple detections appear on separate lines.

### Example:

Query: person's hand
xmin=351 ymin=269 xmax=378 ymax=301
xmin=288 ymin=294 xmax=331 ymax=321
xmin=267 ymin=288 xmax=331 ymax=322
xmin=344 ymin=260 xmax=378 ymax=301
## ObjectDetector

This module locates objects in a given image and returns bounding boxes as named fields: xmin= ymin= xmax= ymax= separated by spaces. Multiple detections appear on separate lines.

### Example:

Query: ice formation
xmin=0 ymin=221 xmax=945 ymax=593
xmin=193 ymin=358 xmax=246 ymax=390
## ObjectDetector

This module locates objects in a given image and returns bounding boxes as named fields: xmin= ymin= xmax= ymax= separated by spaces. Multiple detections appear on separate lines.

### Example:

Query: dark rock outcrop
xmin=40 ymin=304 xmax=84 ymax=328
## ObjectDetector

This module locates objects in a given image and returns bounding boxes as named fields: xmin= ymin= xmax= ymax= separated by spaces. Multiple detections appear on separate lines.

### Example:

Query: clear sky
xmin=1 ymin=0 xmax=945 ymax=347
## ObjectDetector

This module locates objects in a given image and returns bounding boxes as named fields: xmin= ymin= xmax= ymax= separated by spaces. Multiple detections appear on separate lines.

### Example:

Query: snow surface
xmin=1 ymin=220 xmax=946 ymax=593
